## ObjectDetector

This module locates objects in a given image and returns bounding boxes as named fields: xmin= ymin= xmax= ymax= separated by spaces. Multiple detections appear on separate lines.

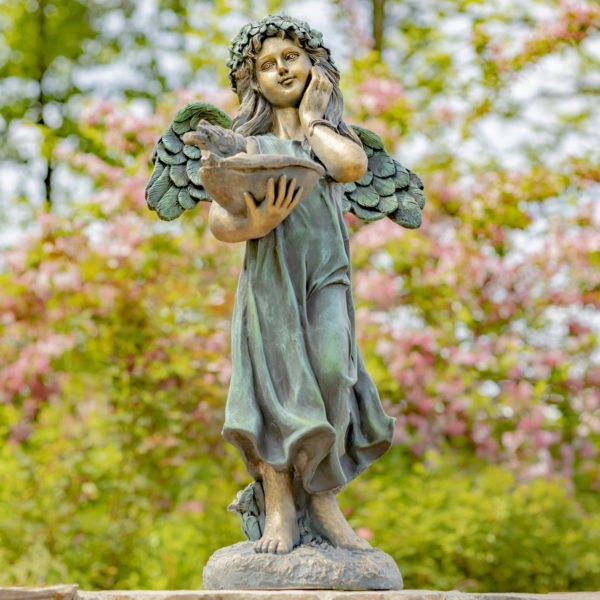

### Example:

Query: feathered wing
xmin=344 ymin=125 xmax=426 ymax=229
xmin=145 ymin=101 xmax=233 ymax=221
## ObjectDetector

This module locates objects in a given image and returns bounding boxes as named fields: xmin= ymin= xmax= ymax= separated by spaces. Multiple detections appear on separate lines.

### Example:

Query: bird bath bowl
xmin=200 ymin=152 xmax=325 ymax=216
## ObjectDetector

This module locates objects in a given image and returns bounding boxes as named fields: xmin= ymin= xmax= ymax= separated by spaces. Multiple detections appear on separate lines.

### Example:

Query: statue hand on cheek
xmin=299 ymin=66 xmax=333 ymax=127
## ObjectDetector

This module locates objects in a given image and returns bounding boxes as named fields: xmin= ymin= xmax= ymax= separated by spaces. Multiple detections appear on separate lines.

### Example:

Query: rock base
xmin=202 ymin=541 xmax=403 ymax=590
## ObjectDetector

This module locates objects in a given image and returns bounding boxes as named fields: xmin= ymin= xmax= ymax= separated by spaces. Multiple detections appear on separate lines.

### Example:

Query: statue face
xmin=255 ymin=36 xmax=312 ymax=108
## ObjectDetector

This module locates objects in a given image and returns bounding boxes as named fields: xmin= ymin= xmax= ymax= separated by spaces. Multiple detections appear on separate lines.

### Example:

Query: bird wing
xmin=145 ymin=101 xmax=233 ymax=221
xmin=343 ymin=125 xmax=426 ymax=229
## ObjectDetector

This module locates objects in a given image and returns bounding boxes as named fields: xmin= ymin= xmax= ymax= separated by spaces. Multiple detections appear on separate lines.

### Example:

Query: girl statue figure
xmin=146 ymin=14 xmax=425 ymax=562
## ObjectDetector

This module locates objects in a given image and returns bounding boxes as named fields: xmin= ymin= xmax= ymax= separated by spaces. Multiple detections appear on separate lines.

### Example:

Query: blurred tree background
xmin=1 ymin=0 xmax=599 ymax=592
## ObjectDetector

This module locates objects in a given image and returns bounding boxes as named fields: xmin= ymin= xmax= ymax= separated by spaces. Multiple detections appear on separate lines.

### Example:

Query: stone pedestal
xmin=1 ymin=585 xmax=599 ymax=600
xmin=202 ymin=541 xmax=403 ymax=590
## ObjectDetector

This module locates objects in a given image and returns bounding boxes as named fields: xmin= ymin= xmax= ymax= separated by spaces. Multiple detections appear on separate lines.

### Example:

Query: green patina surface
xmin=223 ymin=134 xmax=394 ymax=494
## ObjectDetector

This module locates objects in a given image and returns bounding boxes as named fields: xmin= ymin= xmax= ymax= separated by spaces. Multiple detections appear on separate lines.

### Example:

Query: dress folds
xmin=222 ymin=134 xmax=394 ymax=493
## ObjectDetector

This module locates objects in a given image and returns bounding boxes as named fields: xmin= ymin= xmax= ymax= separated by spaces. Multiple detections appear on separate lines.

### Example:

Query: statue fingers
xmin=243 ymin=192 xmax=258 ymax=216
xmin=307 ymin=67 xmax=321 ymax=90
xmin=265 ymin=177 xmax=276 ymax=204
xmin=316 ymin=75 xmax=332 ymax=94
xmin=287 ymin=186 xmax=304 ymax=210
xmin=312 ymin=66 xmax=330 ymax=88
xmin=275 ymin=175 xmax=288 ymax=208
xmin=321 ymin=78 xmax=333 ymax=93
xmin=311 ymin=65 xmax=325 ymax=79
xmin=284 ymin=178 xmax=297 ymax=204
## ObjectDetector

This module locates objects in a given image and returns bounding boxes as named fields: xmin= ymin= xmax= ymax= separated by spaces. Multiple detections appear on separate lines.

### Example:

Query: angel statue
xmin=146 ymin=13 xmax=425 ymax=588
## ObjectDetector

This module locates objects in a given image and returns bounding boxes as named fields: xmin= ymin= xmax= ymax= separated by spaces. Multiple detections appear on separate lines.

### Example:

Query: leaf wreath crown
xmin=227 ymin=14 xmax=334 ymax=93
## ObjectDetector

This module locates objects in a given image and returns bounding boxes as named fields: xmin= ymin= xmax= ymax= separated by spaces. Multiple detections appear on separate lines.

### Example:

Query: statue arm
xmin=299 ymin=67 xmax=367 ymax=183
xmin=304 ymin=125 xmax=367 ymax=183
xmin=208 ymin=202 xmax=256 ymax=243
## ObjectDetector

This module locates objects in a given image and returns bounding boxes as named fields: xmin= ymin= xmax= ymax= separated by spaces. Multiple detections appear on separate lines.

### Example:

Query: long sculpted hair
xmin=231 ymin=30 xmax=360 ymax=146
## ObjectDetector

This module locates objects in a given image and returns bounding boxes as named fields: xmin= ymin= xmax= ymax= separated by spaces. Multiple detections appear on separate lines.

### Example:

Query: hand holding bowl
xmin=199 ymin=152 xmax=325 ymax=216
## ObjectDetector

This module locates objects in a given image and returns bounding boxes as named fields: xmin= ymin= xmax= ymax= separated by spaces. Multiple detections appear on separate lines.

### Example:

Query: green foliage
xmin=342 ymin=449 xmax=600 ymax=593
xmin=3 ymin=417 xmax=600 ymax=592
xmin=0 ymin=396 xmax=243 ymax=589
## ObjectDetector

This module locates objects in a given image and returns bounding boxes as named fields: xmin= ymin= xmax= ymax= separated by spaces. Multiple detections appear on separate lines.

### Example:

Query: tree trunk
xmin=372 ymin=0 xmax=385 ymax=54
xmin=37 ymin=0 xmax=52 ymax=209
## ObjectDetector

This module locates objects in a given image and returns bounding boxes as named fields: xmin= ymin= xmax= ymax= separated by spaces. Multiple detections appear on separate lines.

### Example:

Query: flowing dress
xmin=223 ymin=134 xmax=394 ymax=494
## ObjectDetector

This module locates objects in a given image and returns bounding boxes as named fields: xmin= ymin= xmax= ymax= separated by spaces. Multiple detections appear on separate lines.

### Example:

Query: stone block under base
xmin=202 ymin=541 xmax=403 ymax=590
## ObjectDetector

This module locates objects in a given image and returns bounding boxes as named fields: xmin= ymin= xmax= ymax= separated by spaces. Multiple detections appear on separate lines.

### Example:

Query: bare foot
xmin=309 ymin=491 xmax=372 ymax=550
xmin=254 ymin=463 xmax=299 ymax=554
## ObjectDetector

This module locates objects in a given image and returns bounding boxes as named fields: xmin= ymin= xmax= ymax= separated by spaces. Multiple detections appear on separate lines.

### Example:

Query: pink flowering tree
xmin=339 ymin=0 xmax=600 ymax=488
xmin=0 ymin=93 xmax=247 ymax=586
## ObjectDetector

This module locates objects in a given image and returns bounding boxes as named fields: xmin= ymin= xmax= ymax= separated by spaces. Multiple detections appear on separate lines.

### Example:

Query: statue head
xmin=227 ymin=15 xmax=335 ymax=93
xmin=228 ymin=14 xmax=355 ymax=141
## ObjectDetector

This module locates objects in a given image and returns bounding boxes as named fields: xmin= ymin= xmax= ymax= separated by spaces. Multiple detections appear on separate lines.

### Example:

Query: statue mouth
xmin=279 ymin=76 xmax=295 ymax=86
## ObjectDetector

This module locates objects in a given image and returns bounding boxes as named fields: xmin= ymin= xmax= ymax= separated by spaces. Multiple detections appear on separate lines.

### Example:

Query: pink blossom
xmin=502 ymin=430 xmax=524 ymax=452
xmin=354 ymin=270 xmax=398 ymax=307
xmin=515 ymin=381 xmax=534 ymax=403
xmin=52 ymin=265 xmax=82 ymax=291
xmin=472 ymin=423 xmax=492 ymax=444
xmin=580 ymin=441 xmax=597 ymax=459
xmin=518 ymin=404 xmax=545 ymax=433
xmin=0 ymin=334 xmax=75 ymax=395
xmin=509 ymin=0 xmax=599 ymax=70
xmin=9 ymin=421 xmax=34 ymax=444
xmin=393 ymin=418 xmax=409 ymax=445
xmin=432 ymin=104 xmax=455 ymax=124
xmin=445 ymin=420 xmax=467 ymax=437
xmin=415 ymin=396 xmax=436 ymax=414
xmin=97 ymin=285 xmax=118 ymax=311
xmin=53 ymin=144 xmax=72 ymax=160
xmin=205 ymin=331 xmax=228 ymax=353
xmin=533 ymin=430 xmax=560 ymax=449
xmin=355 ymin=526 xmax=374 ymax=541
xmin=180 ymin=500 xmax=205 ymax=514
xmin=522 ymin=460 xmax=553 ymax=480
xmin=447 ymin=397 xmax=468 ymax=413
xmin=344 ymin=213 xmax=360 ymax=228
xmin=338 ymin=0 xmax=373 ymax=49
xmin=587 ymin=366 xmax=600 ymax=387
xmin=71 ymin=152 xmax=122 ymax=183
xmin=358 ymin=77 xmax=406 ymax=114
xmin=217 ymin=361 xmax=232 ymax=385
xmin=3 ymin=248 xmax=28 ymax=272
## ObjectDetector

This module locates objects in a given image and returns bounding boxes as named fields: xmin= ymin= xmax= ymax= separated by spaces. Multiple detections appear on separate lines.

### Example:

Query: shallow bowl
xmin=200 ymin=152 xmax=325 ymax=216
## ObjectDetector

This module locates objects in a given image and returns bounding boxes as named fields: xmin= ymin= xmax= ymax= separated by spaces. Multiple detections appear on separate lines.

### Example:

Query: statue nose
xmin=278 ymin=63 xmax=289 ymax=75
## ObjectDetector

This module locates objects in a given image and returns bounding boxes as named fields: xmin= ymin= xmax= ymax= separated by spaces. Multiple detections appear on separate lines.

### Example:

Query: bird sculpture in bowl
xmin=181 ymin=123 xmax=324 ymax=216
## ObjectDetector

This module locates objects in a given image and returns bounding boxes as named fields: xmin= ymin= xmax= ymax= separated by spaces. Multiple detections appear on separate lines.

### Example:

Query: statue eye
xmin=260 ymin=60 xmax=274 ymax=71
xmin=286 ymin=53 xmax=299 ymax=61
